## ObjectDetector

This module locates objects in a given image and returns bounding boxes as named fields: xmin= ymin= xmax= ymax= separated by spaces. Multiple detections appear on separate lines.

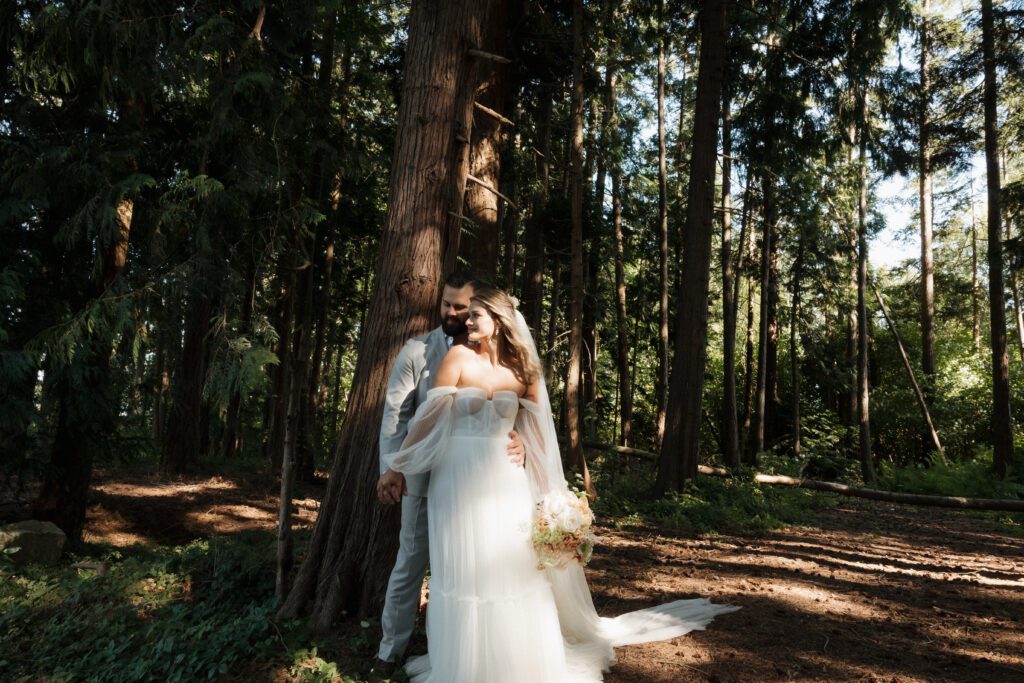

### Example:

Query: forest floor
xmin=83 ymin=469 xmax=1024 ymax=683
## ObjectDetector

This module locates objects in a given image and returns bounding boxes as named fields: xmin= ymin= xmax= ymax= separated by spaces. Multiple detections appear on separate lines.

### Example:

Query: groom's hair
xmin=444 ymin=271 xmax=477 ymax=289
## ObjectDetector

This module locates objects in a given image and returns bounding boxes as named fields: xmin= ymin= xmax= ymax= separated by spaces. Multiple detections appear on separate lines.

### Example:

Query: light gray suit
xmin=377 ymin=326 xmax=450 ymax=664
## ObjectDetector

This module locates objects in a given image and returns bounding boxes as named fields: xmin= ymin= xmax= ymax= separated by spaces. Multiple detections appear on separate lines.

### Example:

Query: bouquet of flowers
xmin=531 ymin=490 xmax=596 ymax=570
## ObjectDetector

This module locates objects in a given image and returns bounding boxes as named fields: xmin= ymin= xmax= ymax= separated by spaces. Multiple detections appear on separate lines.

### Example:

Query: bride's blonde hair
xmin=470 ymin=286 xmax=542 ymax=385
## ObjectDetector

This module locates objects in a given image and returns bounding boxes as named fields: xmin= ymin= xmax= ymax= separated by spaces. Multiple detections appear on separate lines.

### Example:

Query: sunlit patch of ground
xmin=597 ymin=501 xmax=1024 ymax=682
xmin=85 ymin=471 xmax=318 ymax=547
xmin=80 ymin=473 xmax=1023 ymax=682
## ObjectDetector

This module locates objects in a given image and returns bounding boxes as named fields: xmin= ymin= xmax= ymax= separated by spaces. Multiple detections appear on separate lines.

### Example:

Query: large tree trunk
xmin=565 ymin=0 xmax=593 ymax=495
xmin=655 ymin=2 xmax=670 ymax=450
xmin=856 ymin=93 xmax=875 ymax=484
xmin=656 ymin=0 xmax=728 ymax=492
xmin=459 ymin=1 xmax=508 ymax=278
xmin=981 ymin=0 xmax=1014 ymax=477
xmin=720 ymin=82 xmax=739 ymax=469
xmin=162 ymin=286 xmax=213 ymax=474
xmin=918 ymin=0 xmax=936 ymax=454
xmin=278 ymin=0 xmax=491 ymax=628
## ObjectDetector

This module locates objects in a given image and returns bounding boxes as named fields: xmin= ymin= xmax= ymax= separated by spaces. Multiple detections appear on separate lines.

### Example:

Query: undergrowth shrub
xmin=877 ymin=451 xmax=1024 ymax=500
xmin=593 ymin=465 xmax=834 ymax=534
xmin=0 ymin=531 xmax=307 ymax=682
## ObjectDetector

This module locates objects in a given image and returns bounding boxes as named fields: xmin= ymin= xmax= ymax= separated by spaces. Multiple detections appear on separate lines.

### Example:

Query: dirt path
xmin=85 ymin=472 xmax=1024 ymax=682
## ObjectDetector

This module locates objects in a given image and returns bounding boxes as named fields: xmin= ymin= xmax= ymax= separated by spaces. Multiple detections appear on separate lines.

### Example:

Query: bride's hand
xmin=507 ymin=431 xmax=525 ymax=467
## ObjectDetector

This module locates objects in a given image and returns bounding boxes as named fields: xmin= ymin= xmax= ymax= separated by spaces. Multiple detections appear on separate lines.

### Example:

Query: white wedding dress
xmin=384 ymin=384 xmax=739 ymax=683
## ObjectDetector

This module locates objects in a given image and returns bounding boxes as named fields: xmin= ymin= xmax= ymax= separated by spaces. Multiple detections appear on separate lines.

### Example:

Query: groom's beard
xmin=442 ymin=316 xmax=467 ymax=336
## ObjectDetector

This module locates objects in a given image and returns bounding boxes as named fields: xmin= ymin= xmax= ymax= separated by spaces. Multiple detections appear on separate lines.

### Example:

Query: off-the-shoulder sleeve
xmin=382 ymin=386 xmax=457 ymax=475
xmin=515 ymin=398 xmax=569 ymax=501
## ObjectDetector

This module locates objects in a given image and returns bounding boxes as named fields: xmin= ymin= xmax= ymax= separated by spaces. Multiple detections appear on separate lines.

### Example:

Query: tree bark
xmin=981 ymin=0 xmax=1014 ymax=477
xmin=655 ymin=1 xmax=670 ymax=450
xmin=753 ymin=173 xmax=773 ymax=462
xmin=790 ymin=230 xmax=804 ymax=458
xmin=656 ymin=0 xmax=728 ymax=492
xmin=162 ymin=287 xmax=213 ymax=475
xmin=608 ymin=51 xmax=632 ymax=448
xmin=460 ymin=2 xmax=508 ymax=278
xmin=1001 ymin=152 xmax=1024 ymax=364
xmin=521 ymin=88 xmax=552 ymax=340
xmin=971 ymin=180 xmax=981 ymax=355
xmin=278 ymin=0 xmax=491 ymax=628
xmin=565 ymin=0 xmax=593 ymax=495
xmin=856 ymin=92 xmax=875 ymax=484
xmin=720 ymin=83 xmax=740 ymax=469
xmin=872 ymin=280 xmax=943 ymax=455
xmin=918 ymin=0 xmax=936 ymax=455
xmin=740 ymin=182 xmax=756 ymax=455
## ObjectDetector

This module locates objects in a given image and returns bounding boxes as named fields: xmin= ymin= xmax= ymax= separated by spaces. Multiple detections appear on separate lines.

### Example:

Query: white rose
xmin=545 ymin=492 xmax=566 ymax=517
xmin=557 ymin=507 xmax=584 ymax=533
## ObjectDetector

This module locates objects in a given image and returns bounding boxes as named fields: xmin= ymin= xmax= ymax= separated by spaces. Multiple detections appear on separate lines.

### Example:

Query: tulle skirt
xmin=404 ymin=432 xmax=739 ymax=682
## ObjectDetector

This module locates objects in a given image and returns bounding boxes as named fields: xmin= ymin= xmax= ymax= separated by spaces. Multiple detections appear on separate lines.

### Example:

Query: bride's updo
xmin=470 ymin=286 xmax=542 ymax=385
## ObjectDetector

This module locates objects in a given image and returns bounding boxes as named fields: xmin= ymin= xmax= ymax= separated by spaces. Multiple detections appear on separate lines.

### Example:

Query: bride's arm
xmin=380 ymin=347 xmax=467 ymax=476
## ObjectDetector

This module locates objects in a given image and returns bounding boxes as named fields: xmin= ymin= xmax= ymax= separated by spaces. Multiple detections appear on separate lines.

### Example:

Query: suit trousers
xmin=377 ymin=493 xmax=429 ymax=663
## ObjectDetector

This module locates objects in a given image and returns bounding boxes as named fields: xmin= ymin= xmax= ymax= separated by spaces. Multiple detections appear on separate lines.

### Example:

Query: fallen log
xmin=564 ymin=438 xmax=1024 ymax=513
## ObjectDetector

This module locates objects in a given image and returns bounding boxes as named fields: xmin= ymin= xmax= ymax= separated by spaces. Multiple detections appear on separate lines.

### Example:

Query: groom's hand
xmin=376 ymin=469 xmax=407 ymax=505
xmin=507 ymin=431 xmax=525 ymax=467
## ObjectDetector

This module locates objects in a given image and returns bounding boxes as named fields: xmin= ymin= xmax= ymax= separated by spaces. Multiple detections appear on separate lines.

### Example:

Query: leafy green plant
xmin=594 ymin=465 xmax=834 ymax=534
xmin=0 ymin=532 xmax=309 ymax=681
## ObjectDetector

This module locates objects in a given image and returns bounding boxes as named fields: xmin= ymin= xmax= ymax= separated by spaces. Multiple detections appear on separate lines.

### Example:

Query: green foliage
xmin=594 ymin=465 xmax=834 ymax=535
xmin=878 ymin=452 xmax=1024 ymax=501
xmin=0 ymin=532 xmax=308 ymax=682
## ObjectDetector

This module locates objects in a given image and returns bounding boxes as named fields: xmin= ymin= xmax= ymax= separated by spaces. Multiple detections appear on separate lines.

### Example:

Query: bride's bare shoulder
xmin=435 ymin=343 xmax=475 ymax=386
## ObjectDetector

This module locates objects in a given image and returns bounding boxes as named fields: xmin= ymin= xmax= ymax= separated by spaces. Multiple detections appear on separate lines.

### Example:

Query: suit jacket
xmin=379 ymin=326 xmax=450 ymax=497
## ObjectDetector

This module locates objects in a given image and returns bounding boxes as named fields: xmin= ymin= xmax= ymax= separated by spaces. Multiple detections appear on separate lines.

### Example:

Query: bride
xmin=381 ymin=285 xmax=738 ymax=682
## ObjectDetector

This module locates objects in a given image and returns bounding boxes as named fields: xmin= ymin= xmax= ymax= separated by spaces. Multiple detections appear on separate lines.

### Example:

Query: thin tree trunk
xmin=566 ymin=0 xmax=593 ymax=496
xmin=655 ymin=2 xmax=670 ymax=450
xmin=657 ymin=0 xmax=728 ymax=492
xmin=1001 ymin=151 xmax=1024 ymax=364
xmin=278 ymin=0 xmax=492 ymax=628
xmin=546 ymin=257 xmax=561 ymax=379
xmin=872 ymin=280 xmax=943 ymax=455
xmin=720 ymin=83 xmax=739 ymax=468
xmin=856 ymin=93 xmax=875 ymax=484
xmin=790 ymin=231 xmax=804 ymax=458
xmin=276 ymin=388 xmax=298 ymax=600
xmin=971 ymin=180 xmax=981 ymax=355
xmin=740 ymin=184 xmax=756 ymax=454
xmin=919 ymin=0 xmax=936 ymax=425
xmin=917 ymin=0 xmax=938 ymax=460
xmin=753 ymin=173 xmax=773 ymax=461
xmin=309 ymin=240 xmax=336 ymax=434
xmin=982 ymin=0 xmax=1014 ymax=477
xmin=266 ymin=271 xmax=295 ymax=473
xmin=609 ymin=54 xmax=632 ymax=448
xmin=522 ymin=89 xmax=552 ymax=341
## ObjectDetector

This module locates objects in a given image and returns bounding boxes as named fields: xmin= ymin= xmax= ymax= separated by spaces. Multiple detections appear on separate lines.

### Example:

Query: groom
xmin=373 ymin=271 xmax=525 ymax=675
